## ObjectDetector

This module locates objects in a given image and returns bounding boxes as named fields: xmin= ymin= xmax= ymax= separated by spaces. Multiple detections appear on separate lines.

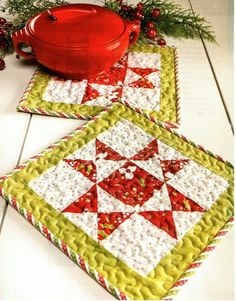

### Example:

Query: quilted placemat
xmin=0 ymin=103 xmax=233 ymax=300
xmin=17 ymin=44 xmax=180 ymax=127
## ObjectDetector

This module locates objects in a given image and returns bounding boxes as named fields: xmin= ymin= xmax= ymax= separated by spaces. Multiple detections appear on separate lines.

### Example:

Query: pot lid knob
xmin=47 ymin=9 xmax=57 ymax=21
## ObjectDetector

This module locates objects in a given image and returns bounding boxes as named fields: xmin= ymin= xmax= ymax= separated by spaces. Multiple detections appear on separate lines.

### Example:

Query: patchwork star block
xmin=0 ymin=104 xmax=233 ymax=300
xmin=17 ymin=45 xmax=179 ymax=127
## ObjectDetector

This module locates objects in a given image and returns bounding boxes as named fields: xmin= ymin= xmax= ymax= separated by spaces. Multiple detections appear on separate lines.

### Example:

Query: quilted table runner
xmin=17 ymin=45 xmax=180 ymax=127
xmin=0 ymin=103 xmax=233 ymax=300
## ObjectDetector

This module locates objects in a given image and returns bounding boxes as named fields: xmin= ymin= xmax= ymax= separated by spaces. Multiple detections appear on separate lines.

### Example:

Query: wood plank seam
xmin=188 ymin=0 xmax=234 ymax=135
xmin=0 ymin=114 xmax=33 ymax=235
xmin=0 ymin=202 xmax=8 ymax=234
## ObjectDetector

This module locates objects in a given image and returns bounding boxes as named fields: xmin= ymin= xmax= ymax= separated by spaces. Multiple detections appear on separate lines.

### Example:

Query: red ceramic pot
xmin=12 ymin=4 xmax=140 ymax=79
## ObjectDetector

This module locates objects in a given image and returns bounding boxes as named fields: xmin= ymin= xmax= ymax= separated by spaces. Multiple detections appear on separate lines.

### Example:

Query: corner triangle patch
xmin=96 ymin=159 xmax=127 ymax=183
xmin=139 ymin=210 xmax=177 ymax=239
xmin=129 ymin=67 xmax=159 ymax=77
xmin=167 ymin=184 xmax=206 ymax=212
xmin=64 ymin=159 xmax=96 ymax=182
xmin=96 ymin=139 xmax=126 ymax=160
xmin=131 ymin=139 xmax=158 ymax=160
xmin=128 ymin=67 xmax=159 ymax=88
xmin=173 ymin=211 xmax=204 ymax=240
xmin=63 ymin=212 xmax=97 ymax=241
xmin=128 ymin=78 xmax=155 ymax=89
xmin=89 ymin=67 xmax=127 ymax=85
xmin=98 ymin=212 xmax=133 ymax=240
xmin=81 ymin=84 xmax=101 ymax=103
xmin=62 ymin=185 xmax=97 ymax=213
xmin=97 ymin=186 xmax=134 ymax=213
xmin=160 ymin=159 xmax=189 ymax=181
xmin=141 ymin=184 xmax=172 ymax=211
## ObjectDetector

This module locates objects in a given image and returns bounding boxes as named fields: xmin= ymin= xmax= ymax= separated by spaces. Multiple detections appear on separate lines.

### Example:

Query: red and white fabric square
xmin=29 ymin=119 xmax=228 ymax=276
xmin=43 ymin=52 xmax=161 ymax=112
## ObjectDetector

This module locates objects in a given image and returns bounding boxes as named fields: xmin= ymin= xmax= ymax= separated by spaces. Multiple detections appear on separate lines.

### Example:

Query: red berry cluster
xmin=0 ymin=17 xmax=14 ymax=71
xmin=119 ymin=2 xmax=166 ymax=46
xmin=120 ymin=3 xmax=144 ymax=20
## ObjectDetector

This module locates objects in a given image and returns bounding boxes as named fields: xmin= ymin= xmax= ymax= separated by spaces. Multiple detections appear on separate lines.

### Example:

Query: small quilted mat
xmin=0 ymin=103 xmax=233 ymax=300
xmin=17 ymin=45 xmax=180 ymax=127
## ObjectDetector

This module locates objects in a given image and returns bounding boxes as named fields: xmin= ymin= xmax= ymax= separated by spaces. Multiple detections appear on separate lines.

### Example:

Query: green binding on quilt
xmin=0 ymin=103 xmax=233 ymax=300
xmin=17 ymin=45 xmax=178 ymax=124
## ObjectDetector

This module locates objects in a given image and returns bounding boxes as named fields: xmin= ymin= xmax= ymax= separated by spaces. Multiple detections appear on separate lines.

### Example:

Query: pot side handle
xmin=12 ymin=28 xmax=35 ymax=59
xmin=127 ymin=20 xmax=140 ymax=46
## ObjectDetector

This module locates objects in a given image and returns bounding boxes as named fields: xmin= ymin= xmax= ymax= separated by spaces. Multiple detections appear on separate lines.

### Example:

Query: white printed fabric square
xmin=29 ymin=118 xmax=229 ymax=276
xmin=17 ymin=46 xmax=179 ymax=126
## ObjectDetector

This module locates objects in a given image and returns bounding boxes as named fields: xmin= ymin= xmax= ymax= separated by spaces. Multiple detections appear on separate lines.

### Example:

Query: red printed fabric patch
xmin=88 ymin=67 xmax=127 ymax=86
xmin=131 ymin=139 xmax=158 ymax=160
xmin=128 ymin=68 xmax=159 ymax=89
xmin=99 ymin=161 xmax=163 ymax=207
xmin=64 ymin=159 xmax=96 ymax=182
xmin=81 ymin=84 xmax=101 ymax=104
xmin=160 ymin=160 xmax=189 ymax=181
xmin=166 ymin=185 xmax=205 ymax=212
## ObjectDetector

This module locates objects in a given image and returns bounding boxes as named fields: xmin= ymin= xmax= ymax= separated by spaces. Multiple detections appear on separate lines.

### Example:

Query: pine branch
xmin=1 ymin=0 xmax=68 ymax=28
xmin=105 ymin=0 xmax=216 ymax=42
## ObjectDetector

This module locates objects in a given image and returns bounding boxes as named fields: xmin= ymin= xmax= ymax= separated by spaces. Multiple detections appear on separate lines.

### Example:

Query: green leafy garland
xmin=0 ymin=0 xmax=215 ymax=70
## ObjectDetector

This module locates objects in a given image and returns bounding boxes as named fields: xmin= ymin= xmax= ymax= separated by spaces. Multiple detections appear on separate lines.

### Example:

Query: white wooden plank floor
xmin=0 ymin=0 xmax=233 ymax=300
xmin=190 ymin=0 xmax=234 ymax=126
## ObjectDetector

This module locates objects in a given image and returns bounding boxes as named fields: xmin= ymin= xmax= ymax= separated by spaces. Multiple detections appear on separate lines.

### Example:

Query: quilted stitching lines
xmin=42 ymin=52 xmax=161 ymax=111
xmin=28 ymin=119 xmax=229 ymax=276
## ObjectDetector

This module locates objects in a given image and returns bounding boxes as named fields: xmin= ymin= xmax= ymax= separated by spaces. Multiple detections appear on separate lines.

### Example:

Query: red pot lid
xmin=27 ymin=4 xmax=126 ymax=47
